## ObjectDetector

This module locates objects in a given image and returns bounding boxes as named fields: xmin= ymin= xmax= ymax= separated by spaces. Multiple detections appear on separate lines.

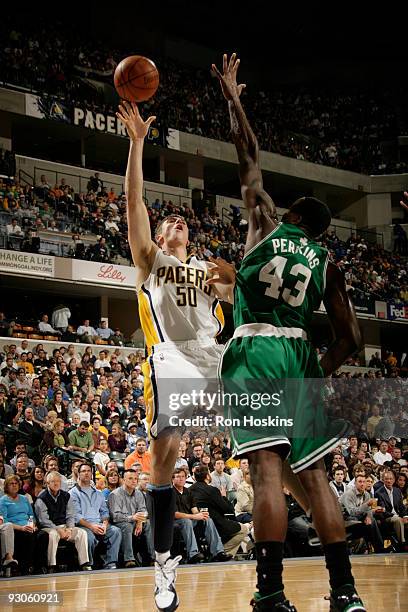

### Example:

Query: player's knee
xmin=249 ymin=448 xmax=284 ymax=487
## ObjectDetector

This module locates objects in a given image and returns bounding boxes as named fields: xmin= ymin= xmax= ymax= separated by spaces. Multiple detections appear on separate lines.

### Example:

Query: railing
xmin=33 ymin=166 xmax=124 ymax=195
xmin=143 ymin=187 xmax=192 ymax=208
xmin=18 ymin=168 xmax=34 ymax=186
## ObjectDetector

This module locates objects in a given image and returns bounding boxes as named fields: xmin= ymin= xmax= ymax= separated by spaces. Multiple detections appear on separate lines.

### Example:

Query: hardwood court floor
xmin=1 ymin=555 xmax=407 ymax=611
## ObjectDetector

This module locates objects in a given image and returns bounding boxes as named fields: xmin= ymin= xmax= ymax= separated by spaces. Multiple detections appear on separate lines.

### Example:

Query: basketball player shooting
xmin=116 ymin=101 xmax=233 ymax=612
xmin=211 ymin=54 xmax=366 ymax=612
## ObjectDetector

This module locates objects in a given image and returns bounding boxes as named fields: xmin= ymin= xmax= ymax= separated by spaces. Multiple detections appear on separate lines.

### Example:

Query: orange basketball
xmin=114 ymin=55 xmax=159 ymax=102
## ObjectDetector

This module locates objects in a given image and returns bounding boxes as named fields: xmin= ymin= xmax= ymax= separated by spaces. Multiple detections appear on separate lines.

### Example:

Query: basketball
xmin=114 ymin=55 xmax=159 ymax=102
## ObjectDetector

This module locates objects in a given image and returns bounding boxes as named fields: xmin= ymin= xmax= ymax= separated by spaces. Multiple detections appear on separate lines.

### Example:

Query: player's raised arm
xmin=212 ymin=54 xmax=277 ymax=228
xmin=117 ymin=101 xmax=158 ymax=285
xmin=320 ymin=262 xmax=362 ymax=377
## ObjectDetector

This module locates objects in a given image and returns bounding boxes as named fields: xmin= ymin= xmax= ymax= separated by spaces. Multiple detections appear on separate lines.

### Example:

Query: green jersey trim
xmin=243 ymin=222 xmax=282 ymax=261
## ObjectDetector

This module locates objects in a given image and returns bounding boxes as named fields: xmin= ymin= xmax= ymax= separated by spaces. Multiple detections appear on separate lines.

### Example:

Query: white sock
xmin=156 ymin=551 xmax=170 ymax=564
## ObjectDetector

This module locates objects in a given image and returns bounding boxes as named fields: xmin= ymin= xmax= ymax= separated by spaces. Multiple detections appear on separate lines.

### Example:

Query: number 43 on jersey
xmin=259 ymin=255 xmax=311 ymax=307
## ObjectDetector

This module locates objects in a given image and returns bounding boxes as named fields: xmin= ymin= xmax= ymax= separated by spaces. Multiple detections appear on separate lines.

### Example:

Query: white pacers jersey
xmin=138 ymin=249 xmax=224 ymax=352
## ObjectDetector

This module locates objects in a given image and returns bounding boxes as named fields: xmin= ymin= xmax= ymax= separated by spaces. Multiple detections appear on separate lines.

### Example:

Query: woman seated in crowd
xmin=235 ymin=469 xmax=254 ymax=523
xmin=209 ymin=433 xmax=231 ymax=461
xmin=22 ymin=465 xmax=45 ymax=503
xmin=108 ymin=423 xmax=127 ymax=453
xmin=0 ymin=475 xmax=48 ymax=574
xmin=43 ymin=418 xmax=70 ymax=450
xmin=102 ymin=469 xmax=121 ymax=500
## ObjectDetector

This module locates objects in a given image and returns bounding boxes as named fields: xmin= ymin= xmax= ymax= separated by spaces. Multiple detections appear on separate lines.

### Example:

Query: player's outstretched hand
xmin=116 ymin=101 xmax=156 ymax=142
xmin=211 ymin=53 xmax=246 ymax=101
xmin=206 ymin=256 xmax=236 ymax=286
xmin=400 ymin=191 xmax=408 ymax=211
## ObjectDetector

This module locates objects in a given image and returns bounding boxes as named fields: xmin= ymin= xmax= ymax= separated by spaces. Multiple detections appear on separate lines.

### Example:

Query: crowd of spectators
xmin=0 ymin=308 xmax=127 ymax=348
xmin=0 ymin=338 xmax=407 ymax=576
xmin=1 ymin=174 xmax=407 ymax=307
xmin=0 ymin=23 xmax=407 ymax=175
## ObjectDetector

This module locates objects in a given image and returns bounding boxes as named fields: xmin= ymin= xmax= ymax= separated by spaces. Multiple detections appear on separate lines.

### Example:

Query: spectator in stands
xmin=87 ymin=173 xmax=103 ymax=193
xmin=89 ymin=415 xmax=108 ymax=449
xmin=373 ymin=440 xmax=393 ymax=465
xmin=38 ymin=315 xmax=60 ymax=336
xmin=31 ymin=393 xmax=48 ymax=422
xmin=173 ymin=468 xmax=231 ymax=563
xmin=76 ymin=319 xmax=98 ymax=344
xmin=18 ymin=407 xmax=43 ymax=461
xmin=347 ymin=464 xmax=367 ymax=490
xmin=375 ymin=470 xmax=408 ymax=549
xmin=35 ymin=471 xmax=91 ymax=571
xmin=329 ymin=467 xmax=347 ymax=498
xmin=61 ymin=325 xmax=78 ymax=343
xmin=23 ymin=465 xmax=45 ymax=503
xmin=235 ymin=469 xmax=254 ymax=523
xmin=102 ymin=469 xmax=121 ymax=500
xmin=17 ymin=353 xmax=34 ymax=375
xmin=51 ymin=304 xmax=71 ymax=333
xmin=188 ymin=444 xmax=204 ymax=472
xmin=110 ymin=328 xmax=125 ymax=346
xmin=69 ymin=463 xmax=121 ymax=569
xmin=0 ymin=475 xmax=48 ymax=574
xmin=6 ymin=218 xmax=22 ymax=236
xmin=209 ymin=434 xmax=231 ymax=462
xmin=66 ymin=460 xmax=85 ymax=491
xmin=14 ymin=453 xmax=31 ymax=488
xmin=43 ymin=419 xmax=70 ymax=450
xmin=9 ymin=441 xmax=34 ymax=471
xmin=93 ymin=438 xmax=111 ymax=476
xmin=0 ymin=510 xmax=18 ymax=573
xmin=91 ymin=237 xmax=110 ymax=262
xmin=68 ymin=420 xmax=94 ymax=454
xmin=94 ymin=350 xmax=111 ymax=370
xmin=107 ymin=423 xmax=127 ymax=454
xmin=108 ymin=469 xmax=151 ymax=567
xmin=124 ymin=438 xmax=150 ymax=471
xmin=339 ymin=475 xmax=384 ymax=552
xmin=175 ymin=441 xmax=189 ymax=471
xmin=210 ymin=458 xmax=233 ymax=498
xmin=96 ymin=320 xmax=114 ymax=342
xmin=74 ymin=400 xmax=91 ymax=424
xmin=189 ymin=465 xmax=251 ymax=557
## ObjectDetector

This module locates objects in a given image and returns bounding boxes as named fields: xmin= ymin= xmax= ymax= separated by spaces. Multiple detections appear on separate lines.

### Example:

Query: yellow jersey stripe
xmin=138 ymin=289 xmax=160 ymax=353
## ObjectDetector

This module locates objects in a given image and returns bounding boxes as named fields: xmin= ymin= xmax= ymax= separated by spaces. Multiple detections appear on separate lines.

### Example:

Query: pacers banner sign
xmin=0 ymin=249 xmax=55 ymax=277
xmin=25 ymin=94 xmax=164 ymax=144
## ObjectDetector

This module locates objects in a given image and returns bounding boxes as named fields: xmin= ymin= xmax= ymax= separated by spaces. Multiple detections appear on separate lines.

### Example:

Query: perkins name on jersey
xmin=270 ymin=238 xmax=320 ymax=269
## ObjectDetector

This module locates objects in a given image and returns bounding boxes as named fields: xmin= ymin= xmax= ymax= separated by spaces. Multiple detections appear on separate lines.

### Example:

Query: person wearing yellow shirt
xmin=17 ymin=354 xmax=34 ymax=375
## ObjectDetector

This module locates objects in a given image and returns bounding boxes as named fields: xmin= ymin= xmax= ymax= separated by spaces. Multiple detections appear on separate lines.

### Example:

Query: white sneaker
xmin=154 ymin=555 xmax=182 ymax=612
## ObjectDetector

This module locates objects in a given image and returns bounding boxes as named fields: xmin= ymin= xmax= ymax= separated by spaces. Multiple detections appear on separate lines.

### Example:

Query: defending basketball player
xmin=212 ymin=55 xmax=366 ymax=611
xmin=117 ymin=101 xmax=232 ymax=612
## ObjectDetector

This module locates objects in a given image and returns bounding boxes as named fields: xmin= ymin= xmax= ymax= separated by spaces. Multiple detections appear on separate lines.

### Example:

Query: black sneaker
xmin=212 ymin=551 xmax=233 ymax=562
xmin=188 ymin=552 xmax=205 ymax=564
xmin=329 ymin=585 xmax=366 ymax=611
xmin=250 ymin=591 xmax=297 ymax=611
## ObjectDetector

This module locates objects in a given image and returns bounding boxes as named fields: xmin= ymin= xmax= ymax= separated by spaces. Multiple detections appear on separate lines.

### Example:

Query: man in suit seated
xmin=189 ymin=465 xmax=251 ymax=557
xmin=375 ymin=470 xmax=408 ymax=550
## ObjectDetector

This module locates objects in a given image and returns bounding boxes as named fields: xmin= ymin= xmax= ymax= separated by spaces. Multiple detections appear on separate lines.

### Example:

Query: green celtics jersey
xmin=234 ymin=223 xmax=329 ymax=332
